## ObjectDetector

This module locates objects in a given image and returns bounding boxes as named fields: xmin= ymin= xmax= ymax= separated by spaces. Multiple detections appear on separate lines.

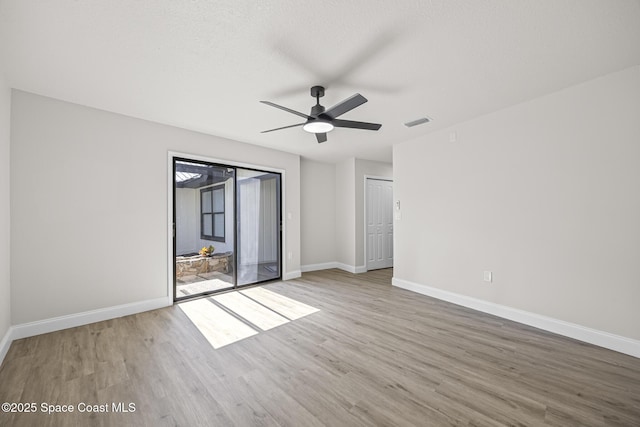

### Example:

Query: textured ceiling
xmin=1 ymin=0 xmax=639 ymax=163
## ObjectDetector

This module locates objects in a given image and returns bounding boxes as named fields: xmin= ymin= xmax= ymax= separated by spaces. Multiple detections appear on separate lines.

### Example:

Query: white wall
xmin=300 ymin=159 xmax=336 ymax=268
xmin=335 ymin=158 xmax=356 ymax=268
xmin=393 ymin=66 xmax=640 ymax=341
xmin=0 ymin=75 xmax=10 ymax=346
xmin=10 ymin=91 xmax=301 ymax=325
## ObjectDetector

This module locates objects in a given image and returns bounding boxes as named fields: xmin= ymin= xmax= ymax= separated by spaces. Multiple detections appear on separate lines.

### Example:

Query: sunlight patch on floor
xmin=213 ymin=292 xmax=289 ymax=331
xmin=177 ymin=277 xmax=233 ymax=296
xmin=178 ymin=286 xmax=319 ymax=349
xmin=178 ymin=298 xmax=258 ymax=349
xmin=240 ymin=287 xmax=320 ymax=320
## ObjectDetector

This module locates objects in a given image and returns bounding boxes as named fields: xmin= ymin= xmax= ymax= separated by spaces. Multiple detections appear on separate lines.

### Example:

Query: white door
xmin=366 ymin=179 xmax=393 ymax=270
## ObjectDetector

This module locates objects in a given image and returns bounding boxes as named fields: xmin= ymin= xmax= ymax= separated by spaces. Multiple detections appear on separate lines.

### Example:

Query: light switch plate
xmin=483 ymin=271 xmax=492 ymax=282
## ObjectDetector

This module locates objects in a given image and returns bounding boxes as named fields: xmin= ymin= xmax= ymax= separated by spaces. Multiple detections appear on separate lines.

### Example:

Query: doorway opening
xmin=365 ymin=177 xmax=393 ymax=271
xmin=172 ymin=157 xmax=282 ymax=301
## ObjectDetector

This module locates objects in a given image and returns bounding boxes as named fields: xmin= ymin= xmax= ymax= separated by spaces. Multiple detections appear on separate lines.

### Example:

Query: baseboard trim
xmin=300 ymin=262 xmax=368 ymax=274
xmin=392 ymin=277 xmax=640 ymax=359
xmin=0 ymin=326 xmax=13 ymax=366
xmin=335 ymin=263 xmax=355 ymax=273
xmin=283 ymin=270 xmax=302 ymax=280
xmin=334 ymin=263 xmax=367 ymax=274
xmin=301 ymin=262 xmax=339 ymax=272
xmin=10 ymin=297 xmax=172 ymax=342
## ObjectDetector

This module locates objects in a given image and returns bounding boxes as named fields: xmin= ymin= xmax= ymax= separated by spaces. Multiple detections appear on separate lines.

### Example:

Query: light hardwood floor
xmin=1 ymin=269 xmax=639 ymax=426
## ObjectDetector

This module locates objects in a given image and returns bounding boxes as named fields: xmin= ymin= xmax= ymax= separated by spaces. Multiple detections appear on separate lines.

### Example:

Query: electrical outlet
xmin=483 ymin=271 xmax=492 ymax=282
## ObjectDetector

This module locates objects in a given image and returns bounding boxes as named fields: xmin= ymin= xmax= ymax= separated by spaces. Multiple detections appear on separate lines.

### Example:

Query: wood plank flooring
xmin=1 ymin=268 xmax=639 ymax=426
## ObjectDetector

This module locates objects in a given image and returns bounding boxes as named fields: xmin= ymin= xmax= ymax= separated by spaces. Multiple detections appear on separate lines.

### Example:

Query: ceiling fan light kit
xmin=303 ymin=120 xmax=334 ymax=134
xmin=260 ymin=85 xmax=381 ymax=143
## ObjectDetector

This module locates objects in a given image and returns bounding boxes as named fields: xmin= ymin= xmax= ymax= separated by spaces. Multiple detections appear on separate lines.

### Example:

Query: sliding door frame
xmin=235 ymin=169 xmax=282 ymax=288
xmin=167 ymin=151 xmax=286 ymax=302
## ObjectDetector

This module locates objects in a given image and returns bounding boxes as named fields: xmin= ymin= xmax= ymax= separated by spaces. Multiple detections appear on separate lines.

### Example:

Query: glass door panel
xmin=236 ymin=168 xmax=281 ymax=287
xmin=174 ymin=159 xmax=235 ymax=300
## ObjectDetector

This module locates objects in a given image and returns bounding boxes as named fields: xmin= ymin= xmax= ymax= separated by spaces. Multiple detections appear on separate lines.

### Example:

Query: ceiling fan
xmin=260 ymin=86 xmax=381 ymax=143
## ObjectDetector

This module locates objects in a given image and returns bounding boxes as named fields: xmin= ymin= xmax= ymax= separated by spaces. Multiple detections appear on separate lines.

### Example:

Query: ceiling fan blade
xmin=261 ymin=122 xmax=305 ymax=133
xmin=315 ymin=132 xmax=327 ymax=143
xmin=323 ymin=93 xmax=367 ymax=119
xmin=332 ymin=119 xmax=381 ymax=131
xmin=260 ymin=101 xmax=312 ymax=120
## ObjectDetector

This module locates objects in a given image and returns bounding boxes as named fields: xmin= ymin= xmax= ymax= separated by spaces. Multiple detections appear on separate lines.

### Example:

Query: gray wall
xmin=0 ymin=75 xmax=10 ymax=345
xmin=393 ymin=66 xmax=640 ymax=340
xmin=300 ymin=159 xmax=336 ymax=267
xmin=335 ymin=158 xmax=357 ymax=268
xmin=10 ymin=91 xmax=301 ymax=325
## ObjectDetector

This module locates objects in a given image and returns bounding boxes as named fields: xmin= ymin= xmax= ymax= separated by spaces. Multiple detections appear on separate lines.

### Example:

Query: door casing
xmin=364 ymin=176 xmax=394 ymax=271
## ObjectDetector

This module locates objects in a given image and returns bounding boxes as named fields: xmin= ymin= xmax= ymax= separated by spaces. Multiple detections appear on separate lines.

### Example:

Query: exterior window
xmin=201 ymin=185 xmax=225 ymax=241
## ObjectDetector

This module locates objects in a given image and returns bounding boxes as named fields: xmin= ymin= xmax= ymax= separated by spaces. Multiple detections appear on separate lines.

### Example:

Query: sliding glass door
xmin=173 ymin=158 xmax=281 ymax=301
xmin=236 ymin=169 xmax=281 ymax=286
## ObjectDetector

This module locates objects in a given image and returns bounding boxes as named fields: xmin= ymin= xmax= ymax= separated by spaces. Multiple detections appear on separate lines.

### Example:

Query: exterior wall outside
xmin=175 ymin=179 xmax=234 ymax=256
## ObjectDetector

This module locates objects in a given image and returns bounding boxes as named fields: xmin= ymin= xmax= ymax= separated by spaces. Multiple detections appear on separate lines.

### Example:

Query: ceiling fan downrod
xmin=310 ymin=85 xmax=325 ymax=104
xmin=310 ymin=86 xmax=326 ymax=116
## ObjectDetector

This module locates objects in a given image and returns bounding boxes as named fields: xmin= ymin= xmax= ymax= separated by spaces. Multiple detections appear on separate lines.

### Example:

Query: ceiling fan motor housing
xmin=310 ymin=104 xmax=326 ymax=116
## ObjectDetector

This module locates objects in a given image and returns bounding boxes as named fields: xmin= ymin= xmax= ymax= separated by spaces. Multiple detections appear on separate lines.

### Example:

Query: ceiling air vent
xmin=404 ymin=116 xmax=431 ymax=127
